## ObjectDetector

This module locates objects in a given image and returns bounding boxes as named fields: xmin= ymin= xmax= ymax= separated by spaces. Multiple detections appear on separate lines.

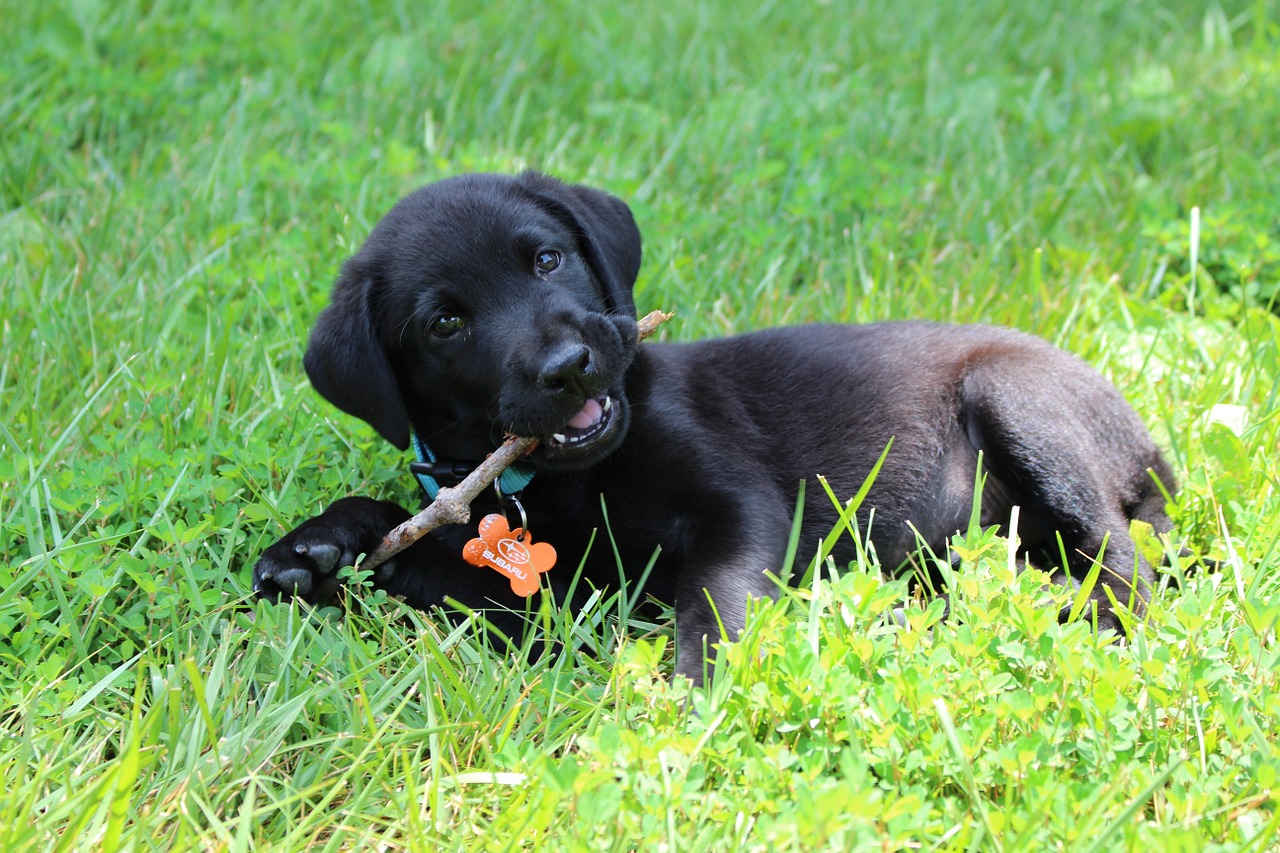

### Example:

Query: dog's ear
xmin=303 ymin=260 xmax=410 ymax=450
xmin=516 ymin=171 xmax=642 ymax=316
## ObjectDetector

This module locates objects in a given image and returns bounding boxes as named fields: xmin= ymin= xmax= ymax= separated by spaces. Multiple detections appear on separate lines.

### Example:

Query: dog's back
xmin=625 ymin=322 xmax=1172 ymax=625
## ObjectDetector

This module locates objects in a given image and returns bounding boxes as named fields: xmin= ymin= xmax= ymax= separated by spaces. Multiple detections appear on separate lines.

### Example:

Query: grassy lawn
xmin=3 ymin=0 xmax=1279 ymax=848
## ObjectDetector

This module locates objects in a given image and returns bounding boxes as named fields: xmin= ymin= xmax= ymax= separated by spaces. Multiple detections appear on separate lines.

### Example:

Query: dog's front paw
xmin=252 ymin=497 xmax=409 ymax=604
xmin=253 ymin=524 xmax=359 ymax=604
xmin=252 ymin=533 xmax=353 ymax=604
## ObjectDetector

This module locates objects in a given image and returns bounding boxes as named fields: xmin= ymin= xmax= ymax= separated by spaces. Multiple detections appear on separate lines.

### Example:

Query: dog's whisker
xmin=395 ymin=305 xmax=429 ymax=347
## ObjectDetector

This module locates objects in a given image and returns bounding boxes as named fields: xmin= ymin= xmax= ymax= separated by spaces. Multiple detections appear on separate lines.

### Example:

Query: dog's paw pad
xmin=255 ymin=564 xmax=317 ymax=600
xmin=254 ymin=531 xmax=354 ymax=603
xmin=293 ymin=540 xmax=343 ymax=574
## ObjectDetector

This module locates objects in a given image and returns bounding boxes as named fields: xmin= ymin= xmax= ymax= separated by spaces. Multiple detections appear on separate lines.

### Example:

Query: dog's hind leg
xmin=957 ymin=354 xmax=1169 ymax=633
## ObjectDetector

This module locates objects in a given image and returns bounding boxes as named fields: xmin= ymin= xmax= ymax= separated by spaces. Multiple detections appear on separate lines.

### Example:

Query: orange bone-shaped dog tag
xmin=463 ymin=514 xmax=557 ymax=597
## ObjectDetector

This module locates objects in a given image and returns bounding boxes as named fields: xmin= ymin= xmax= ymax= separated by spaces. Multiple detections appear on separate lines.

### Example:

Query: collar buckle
xmin=409 ymin=429 xmax=537 ymax=501
xmin=408 ymin=460 xmax=473 ymax=485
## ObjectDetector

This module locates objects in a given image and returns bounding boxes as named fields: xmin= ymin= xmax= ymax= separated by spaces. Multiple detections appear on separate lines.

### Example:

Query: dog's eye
xmin=429 ymin=314 xmax=466 ymax=339
xmin=534 ymin=250 xmax=561 ymax=275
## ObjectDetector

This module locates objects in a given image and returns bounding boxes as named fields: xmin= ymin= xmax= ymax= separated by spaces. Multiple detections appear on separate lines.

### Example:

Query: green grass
xmin=3 ymin=0 xmax=1280 ymax=848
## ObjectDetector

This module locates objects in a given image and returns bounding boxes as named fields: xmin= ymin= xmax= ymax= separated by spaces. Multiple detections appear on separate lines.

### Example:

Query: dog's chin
xmin=529 ymin=392 xmax=630 ymax=471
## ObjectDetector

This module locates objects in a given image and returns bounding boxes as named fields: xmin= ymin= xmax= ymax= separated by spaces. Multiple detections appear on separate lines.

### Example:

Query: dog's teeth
xmin=602 ymin=397 xmax=612 ymax=412
xmin=552 ymin=433 xmax=567 ymax=445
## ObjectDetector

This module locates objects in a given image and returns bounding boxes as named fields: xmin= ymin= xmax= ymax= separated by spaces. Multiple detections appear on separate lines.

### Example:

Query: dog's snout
xmin=538 ymin=343 xmax=595 ymax=394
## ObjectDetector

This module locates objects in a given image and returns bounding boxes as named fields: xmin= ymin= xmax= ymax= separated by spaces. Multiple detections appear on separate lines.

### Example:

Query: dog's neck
xmin=408 ymin=428 xmax=536 ymax=500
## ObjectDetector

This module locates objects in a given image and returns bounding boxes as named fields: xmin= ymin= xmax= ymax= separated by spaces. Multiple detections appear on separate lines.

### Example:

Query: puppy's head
xmin=303 ymin=172 xmax=643 ymax=471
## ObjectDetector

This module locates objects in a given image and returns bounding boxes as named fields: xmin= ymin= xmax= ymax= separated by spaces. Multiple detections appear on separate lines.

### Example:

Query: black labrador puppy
xmin=253 ymin=171 xmax=1175 ymax=683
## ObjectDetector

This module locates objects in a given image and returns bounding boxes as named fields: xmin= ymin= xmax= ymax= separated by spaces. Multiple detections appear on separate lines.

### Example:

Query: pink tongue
xmin=567 ymin=398 xmax=603 ymax=430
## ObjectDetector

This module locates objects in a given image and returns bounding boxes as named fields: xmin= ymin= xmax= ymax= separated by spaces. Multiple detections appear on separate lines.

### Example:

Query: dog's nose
xmin=538 ymin=343 xmax=595 ymax=395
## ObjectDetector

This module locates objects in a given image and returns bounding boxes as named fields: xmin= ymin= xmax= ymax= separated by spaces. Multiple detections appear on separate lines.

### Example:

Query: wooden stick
xmin=358 ymin=309 xmax=674 ymax=573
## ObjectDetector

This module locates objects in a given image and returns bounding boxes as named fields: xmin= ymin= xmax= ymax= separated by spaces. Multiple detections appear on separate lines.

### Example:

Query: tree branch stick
xmin=358 ymin=309 xmax=674 ymax=573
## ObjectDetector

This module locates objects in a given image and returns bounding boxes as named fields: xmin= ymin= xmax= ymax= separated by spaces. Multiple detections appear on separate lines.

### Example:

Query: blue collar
xmin=410 ymin=430 xmax=536 ymax=500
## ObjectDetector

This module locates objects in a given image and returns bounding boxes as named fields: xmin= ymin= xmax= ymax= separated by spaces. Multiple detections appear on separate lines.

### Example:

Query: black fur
xmin=253 ymin=171 xmax=1175 ymax=683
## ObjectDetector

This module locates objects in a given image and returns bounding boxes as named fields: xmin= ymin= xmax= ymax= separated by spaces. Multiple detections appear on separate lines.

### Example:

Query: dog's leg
xmin=253 ymin=497 xmax=411 ymax=603
xmin=672 ymin=497 xmax=791 ymax=685
xmin=674 ymin=558 xmax=782 ymax=686
xmin=959 ymin=362 xmax=1170 ymax=632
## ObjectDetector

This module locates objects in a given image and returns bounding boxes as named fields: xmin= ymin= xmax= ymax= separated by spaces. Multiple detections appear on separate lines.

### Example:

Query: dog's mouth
xmin=534 ymin=393 xmax=626 ymax=467
xmin=548 ymin=395 xmax=614 ymax=447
